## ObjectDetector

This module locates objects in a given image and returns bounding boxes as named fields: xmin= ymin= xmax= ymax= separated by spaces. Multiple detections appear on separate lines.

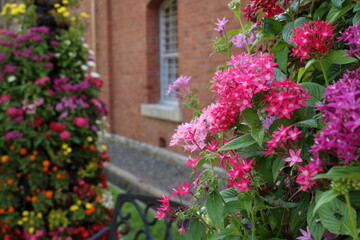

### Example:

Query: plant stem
xmin=319 ymin=60 xmax=329 ymax=86
xmin=344 ymin=192 xmax=359 ymax=240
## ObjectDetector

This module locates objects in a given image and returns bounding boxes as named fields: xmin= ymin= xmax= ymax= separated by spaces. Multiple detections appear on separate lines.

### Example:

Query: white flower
xmin=91 ymin=72 xmax=100 ymax=78
xmin=54 ymin=53 xmax=61 ymax=58
xmin=7 ymin=76 xmax=16 ymax=82
xmin=83 ymin=43 xmax=89 ymax=48
xmin=81 ymin=65 xmax=89 ymax=71
xmin=64 ymin=40 xmax=71 ymax=45
xmin=88 ymin=50 xmax=95 ymax=56
xmin=87 ymin=61 xmax=96 ymax=67
xmin=100 ymin=190 xmax=114 ymax=209
xmin=68 ymin=52 xmax=76 ymax=58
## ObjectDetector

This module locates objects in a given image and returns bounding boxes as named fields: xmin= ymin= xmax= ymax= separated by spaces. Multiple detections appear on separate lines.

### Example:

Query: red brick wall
xmin=81 ymin=0 xmax=247 ymax=154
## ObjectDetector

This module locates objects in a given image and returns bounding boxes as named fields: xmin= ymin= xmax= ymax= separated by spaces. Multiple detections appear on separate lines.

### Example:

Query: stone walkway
xmin=100 ymin=133 xmax=194 ymax=197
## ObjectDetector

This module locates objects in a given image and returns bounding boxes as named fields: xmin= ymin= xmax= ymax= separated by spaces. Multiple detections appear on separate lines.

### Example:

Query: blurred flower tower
xmin=0 ymin=0 xmax=113 ymax=239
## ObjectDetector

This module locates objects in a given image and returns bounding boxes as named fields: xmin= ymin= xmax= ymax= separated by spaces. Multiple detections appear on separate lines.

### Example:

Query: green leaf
xmin=354 ymin=3 xmax=360 ymax=12
xmin=331 ymin=0 xmax=345 ymax=7
xmin=299 ymin=82 xmax=325 ymax=107
xmin=274 ymin=41 xmax=289 ymax=72
xmin=307 ymin=201 xmax=326 ymax=240
xmin=313 ymin=166 xmax=360 ymax=180
xmin=251 ymin=126 xmax=265 ymax=147
xmin=323 ymin=50 xmax=357 ymax=65
xmin=186 ymin=220 xmax=204 ymax=240
xmin=264 ymin=195 xmax=300 ymax=208
xmin=326 ymin=3 xmax=353 ymax=23
xmin=353 ymin=11 xmax=360 ymax=25
xmin=206 ymin=191 xmax=224 ymax=229
xmin=313 ymin=190 xmax=341 ymax=214
xmin=274 ymin=68 xmax=287 ymax=81
xmin=209 ymin=229 xmax=237 ymax=240
xmin=242 ymin=108 xmax=260 ymax=127
xmin=313 ymin=2 xmax=330 ymax=19
xmin=220 ymin=187 xmax=239 ymax=202
xmin=219 ymin=135 xmax=256 ymax=151
xmin=282 ymin=17 xmax=307 ymax=43
xmin=317 ymin=198 xmax=356 ymax=235
xmin=247 ymin=233 xmax=258 ymax=240
xmin=226 ymin=29 xmax=243 ymax=37
xmin=294 ymin=119 xmax=318 ymax=128
xmin=272 ymin=157 xmax=286 ymax=181
xmin=263 ymin=17 xmax=283 ymax=34
xmin=349 ymin=191 xmax=360 ymax=208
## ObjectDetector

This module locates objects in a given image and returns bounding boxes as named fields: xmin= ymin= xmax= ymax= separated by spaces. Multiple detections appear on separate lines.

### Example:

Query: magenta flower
xmin=5 ymin=130 xmax=23 ymax=141
xmin=182 ymin=157 xmax=200 ymax=172
xmin=73 ymin=117 xmax=89 ymax=128
xmin=338 ymin=22 xmax=360 ymax=57
xmin=311 ymin=68 xmax=360 ymax=163
xmin=297 ymin=226 xmax=314 ymax=240
xmin=4 ymin=64 xmax=17 ymax=73
xmin=296 ymin=162 xmax=322 ymax=191
xmin=34 ymin=76 xmax=50 ymax=85
xmin=178 ymin=221 xmax=186 ymax=235
xmin=243 ymin=0 xmax=286 ymax=21
xmin=284 ymin=149 xmax=302 ymax=167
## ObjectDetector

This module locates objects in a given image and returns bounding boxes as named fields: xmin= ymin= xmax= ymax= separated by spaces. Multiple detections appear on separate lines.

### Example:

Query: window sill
xmin=141 ymin=103 xmax=183 ymax=122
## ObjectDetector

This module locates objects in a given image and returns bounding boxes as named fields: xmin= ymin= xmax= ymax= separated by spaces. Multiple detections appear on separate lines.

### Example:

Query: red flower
xmin=6 ymin=107 xmax=23 ymax=117
xmin=49 ymin=122 xmax=66 ymax=132
xmin=34 ymin=116 xmax=43 ymax=127
xmin=73 ymin=117 xmax=89 ymax=128
xmin=290 ymin=20 xmax=334 ymax=62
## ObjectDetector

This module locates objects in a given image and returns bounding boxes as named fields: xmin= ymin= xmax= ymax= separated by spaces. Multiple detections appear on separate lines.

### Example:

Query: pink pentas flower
xmin=0 ymin=95 xmax=11 ymax=103
xmin=34 ymin=76 xmax=50 ymax=85
xmin=167 ymin=76 xmax=191 ymax=99
xmin=60 ymin=131 xmax=71 ymax=140
xmin=214 ymin=17 xmax=228 ymax=34
xmin=73 ymin=117 xmax=89 ymax=128
xmin=296 ymin=161 xmax=322 ymax=191
xmin=284 ymin=149 xmax=302 ymax=167
xmin=178 ymin=221 xmax=186 ymax=235
xmin=182 ymin=157 xmax=200 ymax=172
xmin=265 ymin=125 xmax=303 ymax=155
xmin=290 ymin=20 xmax=334 ymax=62
xmin=264 ymin=79 xmax=310 ymax=119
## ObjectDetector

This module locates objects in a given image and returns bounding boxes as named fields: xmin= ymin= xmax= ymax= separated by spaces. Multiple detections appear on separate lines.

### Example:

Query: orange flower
xmin=88 ymin=145 xmax=95 ymax=152
xmin=29 ymin=155 xmax=36 ymax=162
xmin=0 ymin=208 xmax=5 ymax=214
xmin=85 ymin=207 xmax=95 ymax=215
xmin=1 ymin=155 xmax=9 ymax=163
xmin=19 ymin=148 xmax=28 ymax=156
xmin=44 ymin=191 xmax=53 ymax=198
xmin=42 ymin=160 xmax=50 ymax=167
xmin=7 ymin=179 xmax=14 ymax=185
xmin=8 ymin=206 xmax=14 ymax=213
xmin=9 ymin=145 xmax=15 ymax=151
xmin=95 ymin=196 xmax=102 ymax=201
xmin=32 ymin=150 xmax=38 ymax=156
xmin=31 ymin=196 xmax=37 ymax=202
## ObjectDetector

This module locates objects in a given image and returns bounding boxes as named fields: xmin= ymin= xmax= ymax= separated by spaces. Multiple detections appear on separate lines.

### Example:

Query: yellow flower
xmin=87 ymin=136 xmax=93 ymax=142
xmin=22 ymin=211 xmax=29 ymax=216
xmin=54 ymin=3 xmax=61 ymax=8
xmin=77 ymin=200 xmax=82 ymax=205
xmin=81 ymin=12 xmax=90 ymax=18
xmin=88 ymin=162 xmax=96 ymax=169
xmin=66 ymin=147 xmax=72 ymax=153
xmin=37 ymin=212 xmax=43 ymax=218
xmin=85 ymin=203 xmax=93 ymax=209
xmin=30 ymin=211 xmax=35 ymax=216
xmin=101 ymin=145 xmax=108 ymax=150
xmin=70 ymin=205 xmax=79 ymax=211
xmin=17 ymin=220 xmax=23 ymax=225
xmin=61 ymin=144 xmax=68 ymax=149
xmin=10 ymin=9 xmax=19 ymax=15
xmin=62 ymin=0 xmax=69 ymax=4
xmin=71 ymin=16 xmax=76 ymax=22
xmin=63 ymin=11 xmax=70 ymax=17
xmin=22 ymin=217 xmax=28 ymax=222
xmin=57 ymin=6 xmax=66 ymax=13
xmin=29 ymin=227 xmax=35 ymax=234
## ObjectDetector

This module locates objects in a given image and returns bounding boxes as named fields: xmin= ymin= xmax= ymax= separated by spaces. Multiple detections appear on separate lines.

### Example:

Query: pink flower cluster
xmin=338 ymin=22 xmax=360 ymax=57
xmin=311 ymin=68 xmax=360 ymax=163
xmin=265 ymin=125 xmax=302 ymax=155
xmin=296 ymin=161 xmax=323 ymax=191
xmin=264 ymin=78 xmax=310 ymax=119
xmin=290 ymin=20 xmax=334 ymax=62
xmin=226 ymin=156 xmax=254 ymax=192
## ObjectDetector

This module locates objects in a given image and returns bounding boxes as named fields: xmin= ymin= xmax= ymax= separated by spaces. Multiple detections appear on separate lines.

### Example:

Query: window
xmin=159 ymin=0 xmax=178 ymax=104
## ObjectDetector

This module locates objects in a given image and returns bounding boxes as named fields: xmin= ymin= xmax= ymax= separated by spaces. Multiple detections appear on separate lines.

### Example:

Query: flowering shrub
xmin=0 ymin=1 xmax=113 ymax=239
xmin=158 ymin=1 xmax=360 ymax=240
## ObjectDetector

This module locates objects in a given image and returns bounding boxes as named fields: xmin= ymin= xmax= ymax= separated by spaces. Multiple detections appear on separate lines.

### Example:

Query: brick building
xmin=80 ymin=0 xmax=243 ymax=154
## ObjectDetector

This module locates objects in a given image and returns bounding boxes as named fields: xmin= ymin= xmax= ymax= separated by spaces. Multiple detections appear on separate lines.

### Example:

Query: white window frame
xmin=159 ymin=0 xmax=178 ymax=104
